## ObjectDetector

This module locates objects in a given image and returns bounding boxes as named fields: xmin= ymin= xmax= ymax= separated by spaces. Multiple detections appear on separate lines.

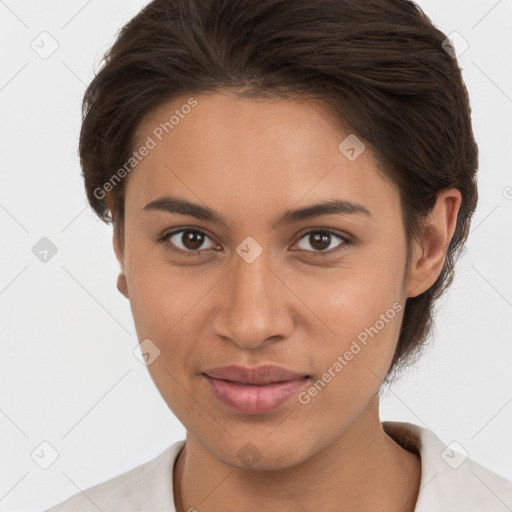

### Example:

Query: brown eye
xmin=179 ymin=230 xmax=206 ymax=250
xmin=295 ymin=230 xmax=349 ymax=254
xmin=162 ymin=229 xmax=217 ymax=255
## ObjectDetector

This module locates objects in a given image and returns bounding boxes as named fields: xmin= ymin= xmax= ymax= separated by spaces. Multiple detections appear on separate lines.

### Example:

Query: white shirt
xmin=45 ymin=421 xmax=512 ymax=511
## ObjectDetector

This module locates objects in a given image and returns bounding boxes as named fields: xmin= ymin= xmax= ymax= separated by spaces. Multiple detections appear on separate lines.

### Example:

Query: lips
xmin=203 ymin=365 xmax=310 ymax=414
xmin=203 ymin=365 xmax=309 ymax=385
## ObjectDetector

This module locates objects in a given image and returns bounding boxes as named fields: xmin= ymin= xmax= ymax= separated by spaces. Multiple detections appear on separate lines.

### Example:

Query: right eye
xmin=158 ymin=228 xmax=219 ymax=257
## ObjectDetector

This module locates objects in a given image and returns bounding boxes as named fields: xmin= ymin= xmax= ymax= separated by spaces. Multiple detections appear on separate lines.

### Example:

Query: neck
xmin=173 ymin=396 xmax=421 ymax=512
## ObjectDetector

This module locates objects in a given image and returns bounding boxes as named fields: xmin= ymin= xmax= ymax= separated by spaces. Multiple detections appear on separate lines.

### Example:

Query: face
xmin=115 ymin=90 xmax=415 ymax=470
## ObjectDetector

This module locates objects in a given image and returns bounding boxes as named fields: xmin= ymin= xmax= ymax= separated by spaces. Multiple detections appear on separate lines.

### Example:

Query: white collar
xmin=382 ymin=421 xmax=512 ymax=511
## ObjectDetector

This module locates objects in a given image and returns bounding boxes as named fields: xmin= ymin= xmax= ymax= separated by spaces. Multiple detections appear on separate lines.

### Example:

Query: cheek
xmin=125 ymin=272 xmax=205 ymax=418
xmin=294 ymin=250 xmax=404 ymax=337
xmin=124 ymin=243 xmax=203 ymax=337
xmin=127 ymin=277 xmax=201 ymax=372
xmin=293 ymin=254 xmax=405 ymax=388
xmin=296 ymin=290 xmax=404 ymax=421
xmin=125 ymin=258 xmax=213 ymax=373
xmin=305 ymin=298 xmax=403 ymax=397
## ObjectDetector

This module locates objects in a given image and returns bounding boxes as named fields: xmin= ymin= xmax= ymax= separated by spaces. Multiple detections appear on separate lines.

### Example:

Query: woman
xmin=46 ymin=0 xmax=512 ymax=510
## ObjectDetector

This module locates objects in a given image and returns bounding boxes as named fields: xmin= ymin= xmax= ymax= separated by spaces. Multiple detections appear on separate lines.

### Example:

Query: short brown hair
xmin=79 ymin=0 xmax=478 ymax=384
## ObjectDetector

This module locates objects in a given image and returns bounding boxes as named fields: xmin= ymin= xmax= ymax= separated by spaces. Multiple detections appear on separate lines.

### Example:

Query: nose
xmin=212 ymin=247 xmax=294 ymax=350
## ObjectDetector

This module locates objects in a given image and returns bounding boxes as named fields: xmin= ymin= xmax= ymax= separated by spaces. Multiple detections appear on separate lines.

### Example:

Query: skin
xmin=112 ymin=90 xmax=461 ymax=512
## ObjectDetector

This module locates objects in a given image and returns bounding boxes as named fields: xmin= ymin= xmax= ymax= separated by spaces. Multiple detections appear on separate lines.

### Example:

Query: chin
xmin=205 ymin=430 xmax=315 ymax=472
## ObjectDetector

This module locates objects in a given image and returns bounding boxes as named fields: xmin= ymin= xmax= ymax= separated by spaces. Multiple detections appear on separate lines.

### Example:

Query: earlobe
xmin=406 ymin=188 xmax=462 ymax=298
xmin=117 ymin=272 xmax=129 ymax=299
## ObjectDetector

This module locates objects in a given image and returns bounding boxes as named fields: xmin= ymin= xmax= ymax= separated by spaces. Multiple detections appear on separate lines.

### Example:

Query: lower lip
xmin=204 ymin=375 xmax=309 ymax=415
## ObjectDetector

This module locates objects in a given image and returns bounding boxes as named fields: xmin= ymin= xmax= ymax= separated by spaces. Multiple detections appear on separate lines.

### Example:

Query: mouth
xmin=202 ymin=365 xmax=311 ymax=414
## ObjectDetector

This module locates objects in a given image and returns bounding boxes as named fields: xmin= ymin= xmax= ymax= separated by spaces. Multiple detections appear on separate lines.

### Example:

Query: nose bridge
xmin=233 ymin=246 xmax=270 ymax=307
xmin=215 ymin=242 xmax=291 ymax=348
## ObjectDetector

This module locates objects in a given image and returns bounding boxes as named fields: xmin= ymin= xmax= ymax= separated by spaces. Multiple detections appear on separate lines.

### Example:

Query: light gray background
xmin=1 ymin=1 xmax=511 ymax=510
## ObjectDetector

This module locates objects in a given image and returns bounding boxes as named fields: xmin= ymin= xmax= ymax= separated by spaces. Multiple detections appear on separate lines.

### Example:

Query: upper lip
xmin=203 ymin=365 xmax=309 ymax=385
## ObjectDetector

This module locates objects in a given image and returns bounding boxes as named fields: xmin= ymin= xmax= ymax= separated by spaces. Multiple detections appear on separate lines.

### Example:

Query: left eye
xmin=294 ymin=230 xmax=349 ymax=254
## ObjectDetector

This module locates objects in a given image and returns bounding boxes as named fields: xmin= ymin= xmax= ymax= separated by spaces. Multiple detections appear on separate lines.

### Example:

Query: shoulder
xmin=383 ymin=421 xmax=512 ymax=511
xmin=44 ymin=441 xmax=185 ymax=512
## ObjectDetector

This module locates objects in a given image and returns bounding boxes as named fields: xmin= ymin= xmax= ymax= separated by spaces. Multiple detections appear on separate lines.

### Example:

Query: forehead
xmin=125 ymin=91 xmax=400 ymax=222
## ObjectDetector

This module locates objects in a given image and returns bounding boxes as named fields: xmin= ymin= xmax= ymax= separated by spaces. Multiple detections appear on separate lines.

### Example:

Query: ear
xmin=113 ymin=224 xmax=129 ymax=299
xmin=406 ymin=188 xmax=462 ymax=298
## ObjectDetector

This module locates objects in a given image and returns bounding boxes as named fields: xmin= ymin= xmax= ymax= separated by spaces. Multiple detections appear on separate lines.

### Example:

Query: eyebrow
xmin=143 ymin=194 xmax=371 ymax=227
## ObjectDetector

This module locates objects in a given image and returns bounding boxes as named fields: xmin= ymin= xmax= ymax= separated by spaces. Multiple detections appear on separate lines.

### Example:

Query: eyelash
xmin=157 ymin=228 xmax=353 ymax=258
